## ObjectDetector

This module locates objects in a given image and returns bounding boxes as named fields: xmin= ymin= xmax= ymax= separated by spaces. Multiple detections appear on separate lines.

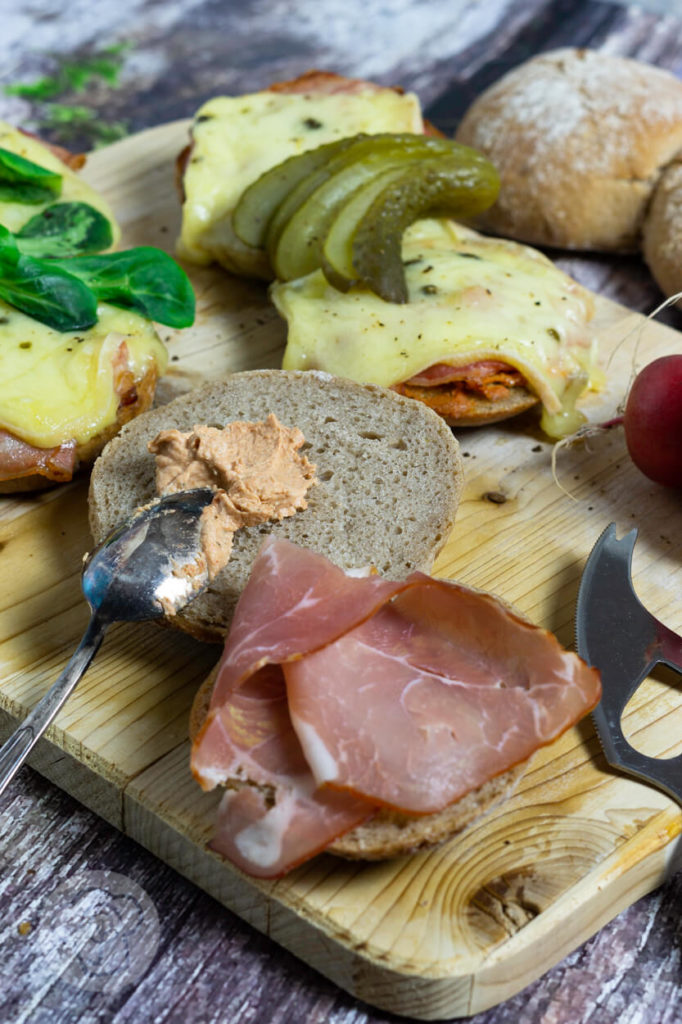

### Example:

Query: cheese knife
xmin=575 ymin=522 xmax=682 ymax=802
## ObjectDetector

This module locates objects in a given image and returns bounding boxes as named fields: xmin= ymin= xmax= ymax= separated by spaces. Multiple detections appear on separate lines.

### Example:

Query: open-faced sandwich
xmin=175 ymin=73 xmax=600 ymax=437
xmin=88 ymin=368 xmax=601 ymax=878
xmin=0 ymin=122 xmax=194 ymax=492
xmin=188 ymin=535 xmax=601 ymax=878
xmin=88 ymin=369 xmax=464 ymax=640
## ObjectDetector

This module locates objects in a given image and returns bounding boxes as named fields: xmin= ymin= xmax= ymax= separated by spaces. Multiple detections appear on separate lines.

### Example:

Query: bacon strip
xmin=0 ymin=431 xmax=76 ymax=483
xmin=191 ymin=537 xmax=601 ymax=878
xmin=405 ymin=360 xmax=526 ymax=389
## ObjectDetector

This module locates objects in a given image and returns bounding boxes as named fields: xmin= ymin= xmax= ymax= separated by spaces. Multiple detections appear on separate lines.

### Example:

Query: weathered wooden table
xmin=2 ymin=1 xmax=682 ymax=1021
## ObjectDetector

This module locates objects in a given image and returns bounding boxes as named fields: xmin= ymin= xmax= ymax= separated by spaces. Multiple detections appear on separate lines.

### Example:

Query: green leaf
xmin=3 ymin=43 xmax=130 ymax=100
xmin=0 ymin=147 xmax=63 ymax=204
xmin=0 ymin=224 xmax=19 ymax=264
xmin=51 ymin=247 xmax=196 ymax=327
xmin=3 ymin=76 xmax=62 ymax=101
xmin=0 ymin=252 xmax=97 ymax=331
xmin=15 ymin=202 xmax=114 ymax=258
xmin=37 ymin=105 xmax=129 ymax=148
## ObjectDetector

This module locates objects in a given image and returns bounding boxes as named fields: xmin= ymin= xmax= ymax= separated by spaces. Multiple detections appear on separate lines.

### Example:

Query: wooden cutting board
xmin=1 ymin=121 xmax=681 ymax=1021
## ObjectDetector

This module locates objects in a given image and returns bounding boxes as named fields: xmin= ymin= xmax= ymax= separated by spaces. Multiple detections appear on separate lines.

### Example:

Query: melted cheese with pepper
xmin=0 ymin=121 xmax=120 ymax=244
xmin=273 ymin=220 xmax=601 ymax=437
xmin=0 ymin=300 xmax=167 ymax=448
xmin=178 ymin=89 xmax=422 ymax=275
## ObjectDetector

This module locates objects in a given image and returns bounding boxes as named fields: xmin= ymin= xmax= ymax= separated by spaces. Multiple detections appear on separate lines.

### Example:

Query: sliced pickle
xmin=233 ymin=136 xmax=360 ymax=249
xmin=264 ymin=134 xmax=455 ymax=267
xmin=270 ymin=146 xmax=440 ymax=281
xmin=320 ymin=164 xmax=419 ymax=292
xmin=323 ymin=149 xmax=500 ymax=302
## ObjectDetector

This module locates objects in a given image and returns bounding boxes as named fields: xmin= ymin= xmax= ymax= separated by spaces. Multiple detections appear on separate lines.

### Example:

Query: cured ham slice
xmin=199 ymin=665 xmax=375 ymax=877
xmin=286 ymin=582 xmax=598 ymax=812
xmin=191 ymin=537 xmax=601 ymax=878
xmin=206 ymin=537 xmax=408 ymax=711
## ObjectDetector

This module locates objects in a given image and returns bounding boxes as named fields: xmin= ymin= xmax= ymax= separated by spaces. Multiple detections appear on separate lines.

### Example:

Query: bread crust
xmin=456 ymin=48 xmax=682 ymax=252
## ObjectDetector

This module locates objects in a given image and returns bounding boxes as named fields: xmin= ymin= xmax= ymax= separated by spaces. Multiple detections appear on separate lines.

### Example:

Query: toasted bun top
xmin=456 ymin=48 xmax=682 ymax=252
xmin=88 ymin=370 xmax=463 ymax=642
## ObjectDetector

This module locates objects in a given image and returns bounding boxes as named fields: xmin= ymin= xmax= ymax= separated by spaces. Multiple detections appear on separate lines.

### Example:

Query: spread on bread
xmin=88 ymin=371 xmax=463 ymax=642
xmin=274 ymin=219 xmax=599 ymax=437
xmin=149 ymin=414 xmax=317 ymax=581
xmin=190 ymin=536 xmax=601 ymax=878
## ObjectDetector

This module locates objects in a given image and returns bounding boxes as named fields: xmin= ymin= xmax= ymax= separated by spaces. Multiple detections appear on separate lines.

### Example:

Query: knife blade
xmin=575 ymin=522 xmax=682 ymax=802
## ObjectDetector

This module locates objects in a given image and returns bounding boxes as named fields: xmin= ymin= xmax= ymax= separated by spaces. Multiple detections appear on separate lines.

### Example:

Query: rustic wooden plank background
xmin=1 ymin=1 xmax=682 ymax=1022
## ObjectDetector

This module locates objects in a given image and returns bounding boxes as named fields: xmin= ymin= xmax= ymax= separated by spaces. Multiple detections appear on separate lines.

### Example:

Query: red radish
xmin=623 ymin=355 xmax=682 ymax=488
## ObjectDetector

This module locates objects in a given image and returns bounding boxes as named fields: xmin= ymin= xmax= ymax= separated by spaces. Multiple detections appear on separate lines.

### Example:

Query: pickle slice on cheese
xmin=264 ymin=134 xmax=449 ymax=272
xmin=271 ymin=146 xmax=443 ymax=281
xmin=233 ymin=137 xmax=360 ymax=249
xmin=321 ymin=163 xmax=426 ymax=293
xmin=325 ymin=150 xmax=500 ymax=301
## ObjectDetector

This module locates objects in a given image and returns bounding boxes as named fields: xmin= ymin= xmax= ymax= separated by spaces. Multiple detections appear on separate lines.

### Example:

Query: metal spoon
xmin=0 ymin=487 xmax=216 ymax=797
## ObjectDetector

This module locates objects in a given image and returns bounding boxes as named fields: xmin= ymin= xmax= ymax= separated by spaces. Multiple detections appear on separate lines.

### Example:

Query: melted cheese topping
xmin=178 ymin=88 xmax=422 ymax=273
xmin=0 ymin=122 xmax=120 ymax=244
xmin=274 ymin=219 xmax=601 ymax=437
xmin=0 ymin=300 xmax=167 ymax=447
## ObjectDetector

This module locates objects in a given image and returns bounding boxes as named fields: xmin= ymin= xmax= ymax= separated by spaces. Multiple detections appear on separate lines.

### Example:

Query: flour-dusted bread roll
xmin=456 ymin=48 xmax=682 ymax=252
xmin=89 ymin=369 xmax=463 ymax=642
xmin=642 ymin=158 xmax=682 ymax=299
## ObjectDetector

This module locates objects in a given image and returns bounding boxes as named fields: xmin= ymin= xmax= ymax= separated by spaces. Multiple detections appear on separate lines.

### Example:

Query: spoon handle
xmin=0 ymin=615 xmax=107 ymax=799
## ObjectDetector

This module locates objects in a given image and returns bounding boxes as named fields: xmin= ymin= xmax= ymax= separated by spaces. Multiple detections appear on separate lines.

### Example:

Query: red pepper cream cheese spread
xmin=149 ymin=413 xmax=317 ymax=586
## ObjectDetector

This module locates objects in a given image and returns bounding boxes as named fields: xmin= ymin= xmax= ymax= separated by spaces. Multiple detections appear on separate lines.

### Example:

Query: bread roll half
xmin=89 ymin=369 xmax=463 ymax=642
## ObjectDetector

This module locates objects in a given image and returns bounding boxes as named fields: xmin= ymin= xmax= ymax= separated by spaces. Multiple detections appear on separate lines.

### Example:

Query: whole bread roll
xmin=642 ymin=158 xmax=682 ymax=300
xmin=456 ymin=48 xmax=682 ymax=252
xmin=89 ymin=370 xmax=463 ymax=642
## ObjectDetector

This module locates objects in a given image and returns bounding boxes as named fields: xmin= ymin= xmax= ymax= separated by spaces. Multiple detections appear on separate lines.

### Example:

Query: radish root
xmin=551 ymin=290 xmax=682 ymax=498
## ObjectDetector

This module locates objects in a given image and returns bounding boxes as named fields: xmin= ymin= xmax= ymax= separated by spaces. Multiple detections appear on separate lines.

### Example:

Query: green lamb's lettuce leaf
xmin=0 ymin=251 xmax=97 ymax=331
xmin=50 ymin=247 xmax=196 ymax=327
xmin=0 ymin=147 xmax=63 ymax=204
xmin=0 ymin=224 xmax=19 ymax=264
xmin=15 ymin=202 xmax=114 ymax=258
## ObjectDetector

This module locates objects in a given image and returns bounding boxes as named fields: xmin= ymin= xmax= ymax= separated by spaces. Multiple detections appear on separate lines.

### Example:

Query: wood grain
xmin=1 ymin=119 xmax=682 ymax=1020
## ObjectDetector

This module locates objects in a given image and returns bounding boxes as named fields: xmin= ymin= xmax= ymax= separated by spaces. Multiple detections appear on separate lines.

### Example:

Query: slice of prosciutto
xmin=191 ymin=537 xmax=601 ymax=878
